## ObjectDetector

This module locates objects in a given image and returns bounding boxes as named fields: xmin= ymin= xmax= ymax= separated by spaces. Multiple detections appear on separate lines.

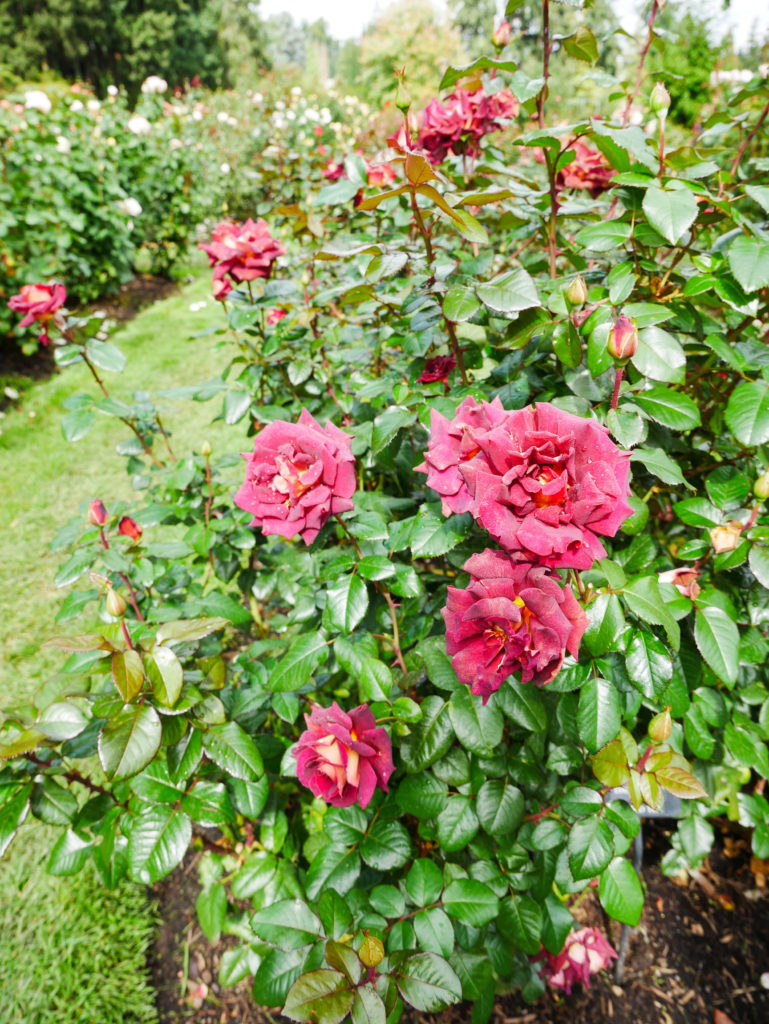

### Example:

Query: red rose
xmin=417 ymin=355 xmax=456 ymax=391
xmin=8 ymin=282 xmax=66 ymax=344
xmin=322 ymin=160 xmax=345 ymax=181
xmin=87 ymin=499 xmax=108 ymax=526
xmin=417 ymin=398 xmax=633 ymax=570
xmin=417 ymin=88 xmax=518 ymax=164
xmin=443 ymin=549 xmax=588 ymax=701
xmin=234 ymin=408 xmax=356 ymax=545
xmin=557 ymin=139 xmax=615 ymax=198
xmin=118 ymin=516 xmax=142 ymax=541
xmin=536 ymin=927 xmax=617 ymax=994
xmin=199 ymin=218 xmax=284 ymax=296
xmin=293 ymin=702 xmax=394 ymax=809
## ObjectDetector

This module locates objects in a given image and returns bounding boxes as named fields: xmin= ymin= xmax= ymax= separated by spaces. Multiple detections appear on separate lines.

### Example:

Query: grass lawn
xmin=0 ymin=263 xmax=250 ymax=1023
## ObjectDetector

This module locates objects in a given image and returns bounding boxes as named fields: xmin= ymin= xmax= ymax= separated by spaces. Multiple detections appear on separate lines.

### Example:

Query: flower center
xmin=533 ymin=465 xmax=568 ymax=507
xmin=271 ymin=453 xmax=314 ymax=505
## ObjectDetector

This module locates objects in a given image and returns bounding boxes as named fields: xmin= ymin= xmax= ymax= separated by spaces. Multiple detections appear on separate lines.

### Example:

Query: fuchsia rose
xmin=8 ymin=282 xmax=66 ymax=343
xmin=417 ymin=398 xmax=633 ymax=570
xmin=234 ymin=408 xmax=356 ymax=545
xmin=557 ymin=139 xmax=615 ymax=198
xmin=418 ymin=88 xmax=519 ymax=164
xmin=322 ymin=160 xmax=345 ymax=181
xmin=443 ymin=549 xmax=588 ymax=701
xmin=537 ymin=927 xmax=617 ymax=995
xmin=199 ymin=218 xmax=284 ymax=296
xmin=293 ymin=702 xmax=394 ymax=808
xmin=266 ymin=307 xmax=287 ymax=326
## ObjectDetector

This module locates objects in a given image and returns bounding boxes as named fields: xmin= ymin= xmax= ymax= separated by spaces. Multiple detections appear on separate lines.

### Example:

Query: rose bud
xmin=537 ymin=927 xmax=617 ymax=995
xmin=293 ymin=702 xmax=394 ymax=809
xmin=492 ymin=20 xmax=511 ymax=47
xmin=359 ymin=935 xmax=385 ymax=968
xmin=648 ymin=708 xmax=672 ymax=742
xmin=565 ymin=275 xmax=588 ymax=307
xmin=201 ymin=440 xmax=212 ymax=457
xmin=234 ymin=408 xmax=356 ymax=546
xmin=658 ymin=566 xmax=700 ymax=599
xmin=212 ymin=277 xmax=232 ymax=301
xmin=106 ymin=588 xmax=127 ymax=617
xmin=87 ymin=499 xmax=108 ymax=526
xmin=710 ymin=521 xmax=742 ymax=554
xmin=118 ymin=516 xmax=143 ymax=541
xmin=608 ymin=313 xmax=639 ymax=360
xmin=754 ymin=470 xmax=769 ymax=500
xmin=650 ymin=81 xmax=671 ymax=117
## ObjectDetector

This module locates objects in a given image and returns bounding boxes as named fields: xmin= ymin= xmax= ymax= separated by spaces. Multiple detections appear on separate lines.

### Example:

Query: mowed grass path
xmin=0 ymin=267 xmax=251 ymax=1023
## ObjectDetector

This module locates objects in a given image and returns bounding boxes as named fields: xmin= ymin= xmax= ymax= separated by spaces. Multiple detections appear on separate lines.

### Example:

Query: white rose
xmin=141 ymin=76 xmax=168 ymax=94
xmin=117 ymin=197 xmax=143 ymax=217
xmin=87 ymin=98 xmax=101 ymax=112
xmin=70 ymin=99 xmax=84 ymax=112
xmin=25 ymin=90 xmax=52 ymax=113
xmin=56 ymin=135 xmax=71 ymax=154
xmin=192 ymin=109 xmax=203 ymax=121
xmin=217 ymin=110 xmax=229 ymax=123
xmin=107 ymin=85 xmax=118 ymax=97
xmin=127 ymin=114 xmax=152 ymax=135
xmin=169 ymin=137 xmax=183 ymax=150
xmin=220 ymin=162 xmax=231 ymax=174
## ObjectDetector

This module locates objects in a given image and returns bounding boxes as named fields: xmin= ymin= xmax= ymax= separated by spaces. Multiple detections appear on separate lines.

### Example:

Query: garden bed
xmin=150 ymin=821 xmax=769 ymax=1024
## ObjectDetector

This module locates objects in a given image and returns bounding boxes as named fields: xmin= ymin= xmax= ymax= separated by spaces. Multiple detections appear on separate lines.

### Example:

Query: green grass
xmin=0 ymin=263 xmax=251 ymax=1023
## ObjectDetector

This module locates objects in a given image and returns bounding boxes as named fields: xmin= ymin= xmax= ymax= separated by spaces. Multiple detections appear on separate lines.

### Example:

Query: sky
xmin=258 ymin=0 xmax=769 ymax=51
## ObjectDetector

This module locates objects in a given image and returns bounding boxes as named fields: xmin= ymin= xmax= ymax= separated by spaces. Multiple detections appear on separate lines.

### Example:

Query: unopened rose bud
xmin=608 ymin=314 xmax=639 ymax=360
xmin=106 ymin=588 xmax=127 ymax=617
xmin=118 ymin=516 xmax=143 ymax=541
xmin=754 ymin=470 xmax=769 ymax=500
xmin=650 ymin=82 xmax=671 ymax=117
xmin=492 ymin=20 xmax=511 ymax=48
xmin=565 ymin=275 xmax=588 ymax=307
xmin=87 ymin=499 xmax=108 ymax=526
xmin=710 ymin=521 xmax=743 ymax=554
xmin=395 ymin=72 xmax=411 ymax=115
xmin=201 ymin=440 xmax=212 ymax=457
xmin=358 ymin=934 xmax=385 ymax=968
xmin=648 ymin=708 xmax=672 ymax=742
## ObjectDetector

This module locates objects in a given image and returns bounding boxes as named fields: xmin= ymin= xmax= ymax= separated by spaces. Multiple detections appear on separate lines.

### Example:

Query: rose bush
xmin=2 ymin=4 xmax=769 ymax=1023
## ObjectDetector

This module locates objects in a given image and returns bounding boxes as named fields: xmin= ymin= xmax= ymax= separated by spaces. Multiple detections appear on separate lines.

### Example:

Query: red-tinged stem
xmin=409 ymin=189 xmax=434 ymax=266
xmin=442 ymin=315 xmax=468 ymax=385
xmin=99 ymin=528 xmax=145 ymax=621
xmin=610 ymin=367 xmax=624 ymax=410
xmin=622 ymin=0 xmax=660 ymax=127
xmin=537 ymin=0 xmax=551 ymax=130
xmin=121 ymin=620 xmax=134 ymax=650
xmin=729 ymin=97 xmax=769 ymax=181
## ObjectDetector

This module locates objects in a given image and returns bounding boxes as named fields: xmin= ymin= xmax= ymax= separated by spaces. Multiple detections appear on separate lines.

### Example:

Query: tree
xmin=647 ymin=8 xmax=726 ymax=126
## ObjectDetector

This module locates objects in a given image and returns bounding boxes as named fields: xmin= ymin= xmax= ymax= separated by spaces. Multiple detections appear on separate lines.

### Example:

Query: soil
xmin=149 ymin=819 xmax=769 ymax=1024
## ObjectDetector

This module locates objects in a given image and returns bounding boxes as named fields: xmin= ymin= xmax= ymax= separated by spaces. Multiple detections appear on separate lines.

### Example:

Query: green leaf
xmin=360 ymin=820 xmax=411 ymax=870
xmin=476 ymin=779 xmax=524 ymax=837
xmin=540 ymin=895 xmax=574 ymax=954
xmin=98 ymin=703 xmax=162 ymax=780
xmin=30 ymin=777 xmax=78 ymax=825
xmin=62 ymin=407 xmax=95 ymax=442
xmin=598 ymin=857 xmax=644 ymax=926
xmin=405 ymin=858 xmax=444 ymax=905
xmin=396 ymin=774 xmax=448 ymax=820
xmin=443 ymin=285 xmax=481 ymax=322
xmin=203 ymin=721 xmax=264 ymax=781
xmin=371 ymin=406 xmax=414 ymax=453
xmin=0 ymin=785 xmax=31 ymax=855
xmin=497 ymin=678 xmax=547 ymax=732
xmin=448 ymin=686 xmax=503 ymax=754
xmin=634 ymin=386 xmax=700 ymax=431
xmin=86 ymin=341 xmax=126 ymax=373
xmin=420 ymin=635 xmax=460 ymax=692
xmin=325 ymin=940 xmax=362 ymax=986
xmin=694 ymin=605 xmax=739 ymax=686
xmin=196 ymin=883 xmax=227 ymax=943
xmin=400 ymin=696 xmax=454 ymax=771
xmin=409 ymin=510 xmax=469 ymax=558
xmin=625 ymin=630 xmax=673 ymax=700
xmin=395 ymin=953 xmax=462 ymax=1013
xmin=111 ymin=650 xmax=144 ymax=702
xmin=725 ymin=381 xmax=769 ymax=446
xmin=439 ymin=56 xmax=517 ymax=91
xmin=443 ymin=879 xmax=499 ymax=926
xmin=577 ymin=677 xmax=621 ymax=753
xmin=219 ymin=946 xmax=261 ymax=988
xmin=563 ymin=25 xmax=598 ymax=63
xmin=182 ymin=780 xmax=236 ymax=826
xmin=749 ymin=546 xmax=769 ymax=589
xmin=630 ymin=447 xmax=690 ymax=487
xmin=283 ymin=969 xmax=353 ymax=1024
xmin=632 ymin=327 xmax=686 ymax=384
xmin=728 ymin=234 xmax=769 ymax=293
xmin=436 ymin=795 xmax=479 ymax=852
xmin=147 ymin=646 xmax=183 ymax=707
xmin=36 ymin=701 xmax=89 ymax=741
xmin=156 ymin=617 xmax=229 ymax=644
xmin=498 ymin=895 xmax=542 ymax=955
xmin=656 ymin=766 xmax=707 ymax=801
xmin=350 ymin=986 xmax=386 ymax=1024
xmin=642 ymin=186 xmax=698 ymax=244
xmin=369 ymin=884 xmax=405 ymax=918
xmin=568 ymin=817 xmax=614 ymax=880
xmin=324 ymin=575 xmax=369 ymax=633
xmin=414 ymin=907 xmax=454 ymax=957
xmin=252 ymin=899 xmax=323 ymax=950
xmin=623 ymin=576 xmax=680 ymax=649
xmin=128 ymin=805 xmax=191 ymax=882
xmin=574 ymin=220 xmax=631 ymax=252
xmin=269 ymin=632 xmax=329 ymax=691
xmin=253 ymin=949 xmax=307 ymax=1008
xmin=47 ymin=828 xmax=91 ymax=875
xmin=305 ymin=844 xmax=361 ymax=901
xmin=356 ymin=556 xmax=396 ymax=581
xmin=476 ymin=268 xmax=540 ymax=315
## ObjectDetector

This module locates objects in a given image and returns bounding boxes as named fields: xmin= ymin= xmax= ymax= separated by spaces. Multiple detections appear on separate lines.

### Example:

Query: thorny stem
xmin=442 ymin=315 xmax=469 ymax=385
xmin=610 ymin=366 xmax=624 ymax=410
xmin=729 ymin=97 xmax=769 ymax=182
xmin=621 ymin=0 xmax=660 ymax=127
xmin=409 ymin=189 xmax=434 ymax=266
xmin=155 ymin=413 xmax=176 ymax=461
xmin=537 ymin=0 xmax=551 ymax=130
xmin=98 ymin=527 xmax=145 ymax=621
xmin=546 ymin=154 xmax=559 ymax=279
xmin=121 ymin=619 xmax=135 ymax=650
xmin=29 ymin=754 xmax=131 ymax=810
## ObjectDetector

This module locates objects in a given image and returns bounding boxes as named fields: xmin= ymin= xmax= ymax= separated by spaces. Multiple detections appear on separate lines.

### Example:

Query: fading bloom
xmin=141 ymin=75 xmax=168 ymax=94
xmin=234 ymin=408 xmax=356 ymax=545
xmin=127 ymin=114 xmax=151 ymax=135
xmin=710 ymin=521 xmax=742 ymax=554
xmin=212 ymin=277 xmax=232 ymax=302
xmin=199 ymin=219 xmax=284 ymax=295
xmin=538 ymin=928 xmax=617 ymax=995
xmin=418 ymin=355 xmax=456 ymax=392
xmin=322 ymin=160 xmax=345 ymax=181
xmin=556 ymin=139 xmax=615 ymax=197
xmin=293 ymin=702 xmax=394 ymax=808
xmin=8 ymin=282 xmax=66 ymax=344
xmin=107 ymin=85 xmax=118 ymax=97
xmin=87 ymin=499 xmax=108 ymax=526
xmin=70 ymin=99 xmax=84 ymax=112
xmin=25 ymin=90 xmax=51 ymax=113
xmin=443 ymin=549 xmax=588 ymax=701
xmin=658 ymin=566 xmax=700 ymax=599
xmin=417 ymin=398 xmax=633 ymax=570
xmin=87 ymin=98 xmax=101 ymax=112
xmin=118 ymin=516 xmax=142 ymax=541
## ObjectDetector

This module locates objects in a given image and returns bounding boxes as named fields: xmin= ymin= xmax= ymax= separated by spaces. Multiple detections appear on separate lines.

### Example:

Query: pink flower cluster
xmin=199 ymin=218 xmax=284 ymax=301
xmin=419 ymin=399 xmax=632 ymax=699
xmin=537 ymin=927 xmax=617 ymax=994
xmin=418 ymin=87 xmax=519 ymax=164
xmin=7 ymin=282 xmax=66 ymax=345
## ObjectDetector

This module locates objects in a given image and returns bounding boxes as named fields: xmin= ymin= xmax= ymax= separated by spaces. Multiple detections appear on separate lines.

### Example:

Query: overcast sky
xmin=258 ymin=0 xmax=769 ymax=51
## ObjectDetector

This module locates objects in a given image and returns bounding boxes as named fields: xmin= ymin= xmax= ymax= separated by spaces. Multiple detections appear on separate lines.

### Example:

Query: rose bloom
xmin=266 ymin=307 xmax=287 ymax=326
xmin=118 ymin=516 xmax=142 ymax=541
xmin=537 ymin=928 xmax=617 ymax=995
xmin=199 ymin=219 xmax=284 ymax=295
xmin=234 ymin=408 xmax=356 ymax=545
xmin=417 ymin=398 xmax=633 ymax=570
xmin=418 ymin=355 xmax=456 ymax=391
xmin=8 ymin=283 xmax=66 ymax=344
xmin=557 ymin=139 xmax=615 ymax=198
xmin=293 ymin=702 xmax=394 ymax=808
xmin=367 ymin=160 xmax=396 ymax=187
xmin=658 ymin=566 xmax=700 ymax=599
xmin=443 ymin=549 xmax=588 ymax=701
xmin=418 ymin=87 xmax=519 ymax=164
xmin=322 ymin=160 xmax=345 ymax=181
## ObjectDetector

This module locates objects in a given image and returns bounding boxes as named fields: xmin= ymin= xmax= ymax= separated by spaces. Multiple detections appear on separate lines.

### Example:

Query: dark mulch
xmin=149 ymin=820 xmax=769 ymax=1024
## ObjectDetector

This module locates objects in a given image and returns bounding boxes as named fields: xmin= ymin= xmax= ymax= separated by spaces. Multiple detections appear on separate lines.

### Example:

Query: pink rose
xmin=417 ymin=88 xmax=518 ymax=164
xmin=294 ymin=702 xmax=394 ymax=809
xmin=266 ymin=307 xmax=286 ymax=326
xmin=443 ymin=549 xmax=588 ymax=701
xmin=199 ymin=218 xmax=284 ymax=296
xmin=322 ymin=160 xmax=345 ymax=181
xmin=537 ymin=927 xmax=617 ymax=995
xmin=87 ymin=499 xmax=108 ymax=526
xmin=234 ymin=408 xmax=356 ymax=545
xmin=557 ymin=139 xmax=615 ymax=198
xmin=658 ymin=566 xmax=700 ymax=599
xmin=417 ymin=398 xmax=633 ymax=570
xmin=8 ymin=282 xmax=66 ymax=344
xmin=492 ymin=20 xmax=511 ymax=46
xmin=367 ymin=160 xmax=396 ymax=187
